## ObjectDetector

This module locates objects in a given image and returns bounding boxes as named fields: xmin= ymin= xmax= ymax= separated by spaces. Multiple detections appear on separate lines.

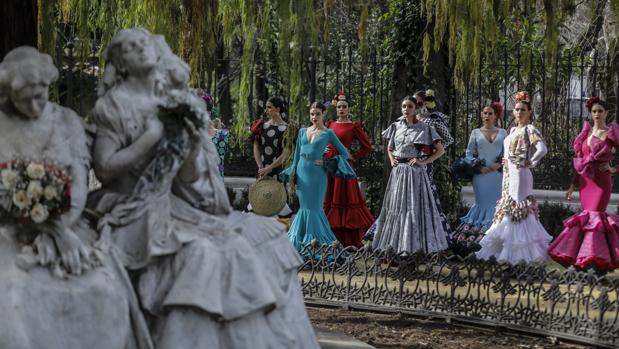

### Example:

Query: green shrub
xmin=538 ymin=201 xmax=576 ymax=237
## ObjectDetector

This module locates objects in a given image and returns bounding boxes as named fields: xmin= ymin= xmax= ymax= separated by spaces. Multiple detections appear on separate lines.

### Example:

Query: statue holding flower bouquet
xmin=0 ymin=160 xmax=71 ymax=227
xmin=0 ymin=47 xmax=151 ymax=349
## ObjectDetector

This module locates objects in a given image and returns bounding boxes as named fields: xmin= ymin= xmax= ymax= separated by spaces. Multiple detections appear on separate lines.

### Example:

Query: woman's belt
xmin=395 ymin=157 xmax=423 ymax=163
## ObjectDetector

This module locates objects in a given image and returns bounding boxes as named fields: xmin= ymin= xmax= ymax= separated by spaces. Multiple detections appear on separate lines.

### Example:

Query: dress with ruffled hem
xmin=323 ymin=121 xmax=374 ymax=248
xmin=548 ymin=122 xmax=619 ymax=271
xmin=476 ymin=126 xmax=551 ymax=264
xmin=451 ymin=129 xmax=505 ymax=256
xmin=451 ymin=173 xmax=502 ymax=255
xmin=282 ymin=128 xmax=355 ymax=256
xmin=549 ymin=211 xmax=619 ymax=270
xmin=477 ymin=213 xmax=552 ymax=264
xmin=371 ymin=164 xmax=448 ymax=254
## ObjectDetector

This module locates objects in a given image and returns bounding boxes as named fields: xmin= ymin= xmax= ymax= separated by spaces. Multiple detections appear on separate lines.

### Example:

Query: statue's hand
xmin=184 ymin=117 xmax=202 ymax=158
xmin=50 ymin=221 xmax=91 ymax=276
xmin=34 ymin=232 xmax=57 ymax=266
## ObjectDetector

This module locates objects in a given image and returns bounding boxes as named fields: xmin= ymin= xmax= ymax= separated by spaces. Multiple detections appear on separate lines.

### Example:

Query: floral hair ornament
xmin=424 ymin=89 xmax=437 ymax=109
xmin=202 ymin=94 xmax=212 ymax=105
xmin=585 ymin=96 xmax=600 ymax=112
xmin=491 ymin=101 xmax=504 ymax=119
xmin=333 ymin=91 xmax=347 ymax=102
xmin=514 ymin=91 xmax=530 ymax=103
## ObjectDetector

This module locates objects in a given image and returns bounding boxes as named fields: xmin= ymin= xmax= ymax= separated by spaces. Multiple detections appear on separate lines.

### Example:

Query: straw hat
xmin=249 ymin=177 xmax=287 ymax=216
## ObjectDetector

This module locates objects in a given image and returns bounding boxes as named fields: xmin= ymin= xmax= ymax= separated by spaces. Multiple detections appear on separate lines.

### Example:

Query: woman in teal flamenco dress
xmin=281 ymin=102 xmax=355 ymax=253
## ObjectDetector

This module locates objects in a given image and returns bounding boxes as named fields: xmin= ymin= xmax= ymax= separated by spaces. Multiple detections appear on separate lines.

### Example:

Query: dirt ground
xmin=307 ymin=306 xmax=591 ymax=349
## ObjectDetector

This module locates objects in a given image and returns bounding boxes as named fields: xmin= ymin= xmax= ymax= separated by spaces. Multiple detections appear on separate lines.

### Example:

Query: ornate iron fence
xmin=298 ymin=243 xmax=619 ymax=348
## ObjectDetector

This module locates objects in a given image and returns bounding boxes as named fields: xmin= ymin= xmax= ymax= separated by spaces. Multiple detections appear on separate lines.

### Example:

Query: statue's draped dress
xmin=89 ymin=89 xmax=319 ymax=349
xmin=0 ymin=104 xmax=152 ymax=349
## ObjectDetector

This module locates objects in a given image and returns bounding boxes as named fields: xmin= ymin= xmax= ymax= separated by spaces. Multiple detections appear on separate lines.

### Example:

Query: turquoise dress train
xmin=282 ymin=128 xmax=356 ymax=253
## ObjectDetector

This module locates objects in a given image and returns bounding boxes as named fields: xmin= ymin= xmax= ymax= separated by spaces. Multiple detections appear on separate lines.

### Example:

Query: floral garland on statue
xmin=0 ymin=160 xmax=71 ymax=227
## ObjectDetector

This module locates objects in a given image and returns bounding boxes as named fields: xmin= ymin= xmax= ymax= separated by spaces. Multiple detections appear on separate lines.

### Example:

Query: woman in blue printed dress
xmin=209 ymin=118 xmax=229 ymax=177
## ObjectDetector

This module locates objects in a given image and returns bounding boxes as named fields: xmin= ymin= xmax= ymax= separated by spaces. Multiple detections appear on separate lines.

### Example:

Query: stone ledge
xmin=460 ymin=185 xmax=619 ymax=211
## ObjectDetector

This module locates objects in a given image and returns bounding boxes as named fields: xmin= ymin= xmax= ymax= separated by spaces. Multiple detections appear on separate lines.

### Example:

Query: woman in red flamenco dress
xmin=324 ymin=93 xmax=375 ymax=248
xmin=548 ymin=97 xmax=619 ymax=272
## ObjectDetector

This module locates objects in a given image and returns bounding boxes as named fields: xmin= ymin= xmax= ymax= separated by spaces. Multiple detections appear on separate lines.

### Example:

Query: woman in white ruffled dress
xmin=476 ymin=91 xmax=552 ymax=264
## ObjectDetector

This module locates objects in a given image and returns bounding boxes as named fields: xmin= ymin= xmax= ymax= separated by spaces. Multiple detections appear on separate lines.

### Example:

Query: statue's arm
xmin=93 ymin=119 xmax=163 ymax=184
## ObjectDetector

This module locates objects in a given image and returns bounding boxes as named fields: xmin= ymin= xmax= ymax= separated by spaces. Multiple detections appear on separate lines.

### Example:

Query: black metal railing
xmin=50 ymin=31 xmax=617 ymax=191
xmin=298 ymin=243 xmax=619 ymax=348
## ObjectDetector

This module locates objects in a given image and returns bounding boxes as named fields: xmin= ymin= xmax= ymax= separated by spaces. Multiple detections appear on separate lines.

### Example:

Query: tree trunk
xmin=215 ymin=27 xmax=232 ymax=126
xmin=0 ymin=0 xmax=38 ymax=58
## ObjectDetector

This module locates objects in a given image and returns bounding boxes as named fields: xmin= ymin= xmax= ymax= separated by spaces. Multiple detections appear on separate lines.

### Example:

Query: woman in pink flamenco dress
xmin=548 ymin=97 xmax=619 ymax=272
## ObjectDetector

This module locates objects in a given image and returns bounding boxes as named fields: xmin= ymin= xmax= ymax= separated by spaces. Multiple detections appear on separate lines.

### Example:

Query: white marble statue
xmin=0 ymin=46 xmax=152 ymax=349
xmin=89 ymin=28 xmax=319 ymax=348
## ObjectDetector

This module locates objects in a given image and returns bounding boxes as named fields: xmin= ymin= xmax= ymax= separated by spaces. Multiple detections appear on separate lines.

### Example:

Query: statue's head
xmin=100 ymin=28 xmax=190 ymax=96
xmin=0 ymin=46 xmax=58 ymax=119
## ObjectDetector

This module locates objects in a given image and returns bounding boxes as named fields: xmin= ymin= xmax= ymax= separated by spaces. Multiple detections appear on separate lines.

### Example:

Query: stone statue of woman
xmin=89 ymin=28 xmax=319 ymax=348
xmin=0 ymin=46 xmax=151 ymax=349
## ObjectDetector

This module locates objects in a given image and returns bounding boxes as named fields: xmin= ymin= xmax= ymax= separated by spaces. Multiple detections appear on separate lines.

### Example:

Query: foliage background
xmin=20 ymin=0 xmax=619 ymax=221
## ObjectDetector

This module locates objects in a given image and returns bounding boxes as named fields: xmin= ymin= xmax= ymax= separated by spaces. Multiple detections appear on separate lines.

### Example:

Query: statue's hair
xmin=98 ymin=27 xmax=190 ymax=97
xmin=0 ymin=46 xmax=58 ymax=105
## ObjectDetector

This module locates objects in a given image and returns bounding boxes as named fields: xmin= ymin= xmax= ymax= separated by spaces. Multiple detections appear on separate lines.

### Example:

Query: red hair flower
xmin=333 ymin=92 xmax=347 ymax=102
xmin=491 ymin=101 xmax=504 ymax=119
xmin=514 ymin=91 xmax=530 ymax=103
xmin=585 ymin=96 xmax=600 ymax=112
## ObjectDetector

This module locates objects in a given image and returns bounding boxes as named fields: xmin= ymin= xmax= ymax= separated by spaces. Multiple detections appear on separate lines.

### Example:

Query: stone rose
xmin=26 ymin=163 xmax=45 ymax=179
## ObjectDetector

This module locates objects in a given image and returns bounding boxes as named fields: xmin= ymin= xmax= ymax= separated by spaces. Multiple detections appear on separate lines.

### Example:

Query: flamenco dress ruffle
xmin=549 ymin=211 xmax=619 ymax=271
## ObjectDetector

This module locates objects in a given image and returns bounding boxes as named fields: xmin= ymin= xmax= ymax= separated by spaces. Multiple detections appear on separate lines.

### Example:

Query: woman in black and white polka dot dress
xmin=249 ymin=96 xmax=290 ymax=178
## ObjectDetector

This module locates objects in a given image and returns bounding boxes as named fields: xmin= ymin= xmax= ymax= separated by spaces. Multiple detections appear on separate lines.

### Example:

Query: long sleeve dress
xmin=476 ymin=125 xmax=552 ymax=264
xmin=451 ymin=128 xmax=506 ymax=255
xmin=371 ymin=117 xmax=449 ymax=254
xmin=548 ymin=122 xmax=619 ymax=271
xmin=420 ymin=112 xmax=454 ymax=236
xmin=323 ymin=121 xmax=375 ymax=248
xmin=282 ymin=128 xmax=355 ymax=254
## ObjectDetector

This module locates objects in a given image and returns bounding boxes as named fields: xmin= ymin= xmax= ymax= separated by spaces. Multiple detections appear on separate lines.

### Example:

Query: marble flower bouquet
xmin=0 ymin=159 xmax=71 ymax=228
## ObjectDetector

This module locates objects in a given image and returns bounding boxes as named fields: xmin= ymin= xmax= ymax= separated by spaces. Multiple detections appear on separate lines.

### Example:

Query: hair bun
xmin=514 ymin=91 xmax=530 ymax=103
xmin=585 ymin=96 xmax=600 ymax=112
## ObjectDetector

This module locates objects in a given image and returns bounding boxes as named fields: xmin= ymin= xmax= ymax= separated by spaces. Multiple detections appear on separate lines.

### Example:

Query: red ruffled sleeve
xmin=351 ymin=121 xmax=372 ymax=161
xmin=248 ymin=119 xmax=264 ymax=143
